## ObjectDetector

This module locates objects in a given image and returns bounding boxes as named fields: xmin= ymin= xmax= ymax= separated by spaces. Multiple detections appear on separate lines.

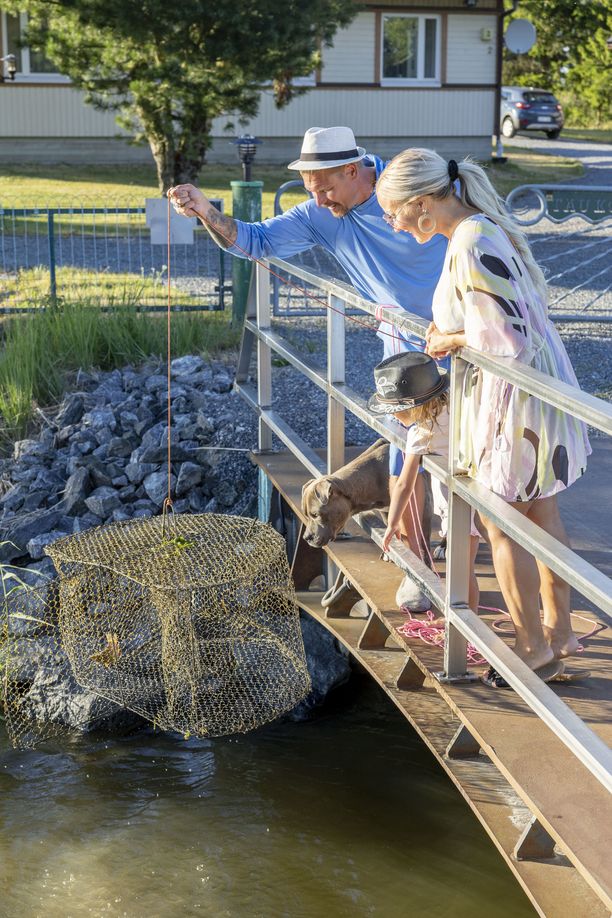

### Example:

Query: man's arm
xmin=169 ymin=183 xmax=319 ymax=261
xmin=168 ymin=184 xmax=237 ymax=248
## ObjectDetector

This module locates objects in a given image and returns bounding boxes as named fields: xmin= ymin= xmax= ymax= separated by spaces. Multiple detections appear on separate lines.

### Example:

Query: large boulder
xmin=287 ymin=613 xmax=352 ymax=721
xmin=0 ymin=507 xmax=65 ymax=561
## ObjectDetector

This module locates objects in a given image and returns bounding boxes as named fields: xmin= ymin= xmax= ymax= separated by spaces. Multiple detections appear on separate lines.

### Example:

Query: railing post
xmin=47 ymin=209 xmax=57 ymax=306
xmin=256 ymin=261 xmax=273 ymax=521
xmin=327 ymin=293 xmax=346 ymax=474
xmin=439 ymin=352 xmax=476 ymax=683
xmin=326 ymin=293 xmax=346 ymax=588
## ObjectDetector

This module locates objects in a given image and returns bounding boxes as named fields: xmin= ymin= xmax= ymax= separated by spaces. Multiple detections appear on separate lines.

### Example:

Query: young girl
xmin=376 ymin=148 xmax=590 ymax=685
xmin=368 ymin=351 xmax=480 ymax=613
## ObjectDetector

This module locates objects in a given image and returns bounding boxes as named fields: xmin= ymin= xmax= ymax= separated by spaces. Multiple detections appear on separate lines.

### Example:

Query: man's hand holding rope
xmin=168 ymin=184 xmax=238 ymax=249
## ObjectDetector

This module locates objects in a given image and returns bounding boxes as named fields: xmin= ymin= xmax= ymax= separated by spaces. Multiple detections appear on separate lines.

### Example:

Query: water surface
xmin=0 ymin=675 xmax=534 ymax=918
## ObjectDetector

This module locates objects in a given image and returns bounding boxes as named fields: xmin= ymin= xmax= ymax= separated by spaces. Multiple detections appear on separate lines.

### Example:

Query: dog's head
xmin=301 ymin=476 xmax=352 ymax=548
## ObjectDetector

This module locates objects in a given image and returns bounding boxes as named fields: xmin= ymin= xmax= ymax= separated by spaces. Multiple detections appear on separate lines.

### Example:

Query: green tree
xmin=502 ymin=0 xmax=609 ymax=93
xmin=567 ymin=21 xmax=612 ymax=125
xmin=9 ymin=0 xmax=358 ymax=192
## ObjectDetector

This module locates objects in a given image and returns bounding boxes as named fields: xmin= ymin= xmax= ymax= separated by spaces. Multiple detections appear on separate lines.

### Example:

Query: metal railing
xmin=506 ymin=184 xmax=612 ymax=322
xmin=235 ymin=256 xmax=612 ymax=797
xmin=0 ymin=199 xmax=227 ymax=312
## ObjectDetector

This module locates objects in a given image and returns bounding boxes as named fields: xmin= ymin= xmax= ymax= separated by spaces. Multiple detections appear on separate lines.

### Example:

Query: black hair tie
xmin=448 ymin=159 xmax=459 ymax=182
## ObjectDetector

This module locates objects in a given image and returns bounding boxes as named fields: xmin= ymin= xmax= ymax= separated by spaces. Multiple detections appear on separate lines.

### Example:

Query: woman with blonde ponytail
xmin=377 ymin=148 xmax=591 ymax=687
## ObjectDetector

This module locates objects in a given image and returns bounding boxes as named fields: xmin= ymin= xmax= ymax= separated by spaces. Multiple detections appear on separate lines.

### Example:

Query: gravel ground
xmin=227 ymin=313 xmax=612 ymax=460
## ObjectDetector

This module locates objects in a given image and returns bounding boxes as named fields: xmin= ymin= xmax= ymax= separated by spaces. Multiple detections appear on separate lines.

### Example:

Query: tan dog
xmin=301 ymin=439 xmax=390 ymax=548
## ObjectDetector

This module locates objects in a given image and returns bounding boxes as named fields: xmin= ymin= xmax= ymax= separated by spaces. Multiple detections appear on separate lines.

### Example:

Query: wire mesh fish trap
xmin=2 ymin=514 xmax=311 ymax=747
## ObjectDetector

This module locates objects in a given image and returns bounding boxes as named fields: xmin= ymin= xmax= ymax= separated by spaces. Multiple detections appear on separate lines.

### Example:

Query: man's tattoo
xmin=200 ymin=207 xmax=238 ymax=249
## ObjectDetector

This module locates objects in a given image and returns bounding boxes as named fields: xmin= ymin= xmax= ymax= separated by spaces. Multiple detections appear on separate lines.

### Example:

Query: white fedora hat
xmin=288 ymin=126 xmax=366 ymax=171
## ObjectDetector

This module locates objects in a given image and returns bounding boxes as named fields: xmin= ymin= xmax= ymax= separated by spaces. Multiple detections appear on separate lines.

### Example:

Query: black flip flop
xmin=481 ymin=660 xmax=565 ymax=690
xmin=481 ymin=666 xmax=508 ymax=688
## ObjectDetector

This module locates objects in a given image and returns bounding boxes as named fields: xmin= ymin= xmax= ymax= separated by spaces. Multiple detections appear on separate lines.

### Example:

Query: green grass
xmin=487 ymin=146 xmax=584 ymax=197
xmin=0 ymin=302 xmax=239 ymax=443
xmin=3 ymin=264 xmax=191 ymax=309
xmin=0 ymin=163 xmax=308 ymax=219
xmin=561 ymin=128 xmax=612 ymax=145
xmin=0 ymin=149 xmax=585 ymax=220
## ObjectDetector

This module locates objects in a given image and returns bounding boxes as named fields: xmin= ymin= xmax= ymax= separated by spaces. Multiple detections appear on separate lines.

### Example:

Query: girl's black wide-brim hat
xmin=367 ymin=351 xmax=449 ymax=416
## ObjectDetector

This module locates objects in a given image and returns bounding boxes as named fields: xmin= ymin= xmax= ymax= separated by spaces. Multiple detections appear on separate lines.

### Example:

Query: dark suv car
xmin=500 ymin=86 xmax=564 ymax=140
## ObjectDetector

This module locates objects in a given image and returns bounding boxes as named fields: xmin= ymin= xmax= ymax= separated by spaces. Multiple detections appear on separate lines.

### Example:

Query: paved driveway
xmin=504 ymin=135 xmax=612 ymax=186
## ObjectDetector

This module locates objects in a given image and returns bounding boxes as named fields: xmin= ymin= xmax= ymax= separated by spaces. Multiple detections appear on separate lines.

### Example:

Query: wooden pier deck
xmin=253 ymin=441 xmax=612 ymax=918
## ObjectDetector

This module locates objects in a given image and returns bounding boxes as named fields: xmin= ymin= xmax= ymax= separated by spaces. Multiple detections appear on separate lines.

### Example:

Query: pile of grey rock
xmin=0 ymin=354 xmax=351 ymax=736
xmin=0 ymin=354 xmax=257 ymax=567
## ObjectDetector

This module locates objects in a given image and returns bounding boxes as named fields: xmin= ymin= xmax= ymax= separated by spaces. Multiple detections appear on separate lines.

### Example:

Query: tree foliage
xmin=9 ymin=0 xmax=358 ymax=191
xmin=502 ymin=0 xmax=611 ymax=125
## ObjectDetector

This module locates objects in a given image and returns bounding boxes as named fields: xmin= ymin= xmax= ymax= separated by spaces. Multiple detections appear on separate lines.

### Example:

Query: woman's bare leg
xmin=478 ymin=506 xmax=554 ymax=670
xmin=527 ymin=496 xmax=580 ymax=659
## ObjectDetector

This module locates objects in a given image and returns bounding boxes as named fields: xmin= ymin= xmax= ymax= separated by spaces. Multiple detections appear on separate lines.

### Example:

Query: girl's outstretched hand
xmin=382 ymin=524 xmax=401 ymax=553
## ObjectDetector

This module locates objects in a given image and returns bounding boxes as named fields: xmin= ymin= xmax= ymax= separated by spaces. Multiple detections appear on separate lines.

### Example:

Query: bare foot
xmin=543 ymin=625 xmax=581 ymax=660
xmin=515 ymin=644 xmax=555 ymax=672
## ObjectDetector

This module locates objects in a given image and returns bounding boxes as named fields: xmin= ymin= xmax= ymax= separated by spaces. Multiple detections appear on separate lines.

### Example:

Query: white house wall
xmin=0 ymin=86 xmax=122 ymax=137
xmin=446 ymin=14 xmax=497 ymax=84
xmin=212 ymin=89 xmax=495 ymax=138
xmin=319 ymin=12 xmax=376 ymax=83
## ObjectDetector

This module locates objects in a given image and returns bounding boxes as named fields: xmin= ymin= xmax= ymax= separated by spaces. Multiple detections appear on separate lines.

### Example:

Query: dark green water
xmin=0 ymin=675 xmax=534 ymax=918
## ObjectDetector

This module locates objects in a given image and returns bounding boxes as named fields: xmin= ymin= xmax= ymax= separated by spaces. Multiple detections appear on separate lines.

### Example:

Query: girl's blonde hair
xmin=377 ymin=148 xmax=548 ymax=304
xmin=395 ymin=390 xmax=448 ymax=430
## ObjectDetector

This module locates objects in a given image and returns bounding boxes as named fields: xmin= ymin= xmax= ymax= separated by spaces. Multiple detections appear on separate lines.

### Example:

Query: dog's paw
xmin=432 ymin=543 xmax=446 ymax=561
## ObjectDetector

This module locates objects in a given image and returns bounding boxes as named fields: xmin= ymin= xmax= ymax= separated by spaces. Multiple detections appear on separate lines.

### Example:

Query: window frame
xmin=380 ymin=13 xmax=441 ymax=87
xmin=1 ymin=12 xmax=70 ymax=82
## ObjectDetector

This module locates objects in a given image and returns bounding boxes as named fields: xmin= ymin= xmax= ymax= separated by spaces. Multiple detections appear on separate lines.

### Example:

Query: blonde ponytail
xmin=378 ymin=149 xmax=548 ymax=305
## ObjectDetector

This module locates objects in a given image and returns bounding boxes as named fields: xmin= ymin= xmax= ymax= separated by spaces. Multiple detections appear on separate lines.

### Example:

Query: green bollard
xmin=231 ymin=180 xmax=263 ymax=327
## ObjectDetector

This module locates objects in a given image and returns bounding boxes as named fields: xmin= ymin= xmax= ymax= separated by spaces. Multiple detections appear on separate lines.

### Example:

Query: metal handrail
xmin=242 ymin=255 xmax=612 ymax=797
xmin=506 ymin=184 xmax=612 ymax=226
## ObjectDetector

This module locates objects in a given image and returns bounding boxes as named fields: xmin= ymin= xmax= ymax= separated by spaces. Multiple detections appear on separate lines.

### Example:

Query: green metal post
xmin=230 ymin=180 xmax=263 ymax=327
xmin=47 ymin=209 xmax=57 ymax=306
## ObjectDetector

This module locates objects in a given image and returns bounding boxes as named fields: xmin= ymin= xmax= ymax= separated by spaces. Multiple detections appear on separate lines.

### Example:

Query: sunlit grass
xmin=0 ymin=163 xmax=308 ymax=220
xmin=562 ymin=128 xmax=612 ymax=145
xmin=487 ymin=147 xmax=584 ymax=197
xmin=0 ymin=150 xmax=585 ymax=224
xmin=1 ymin=264 xmax=193 ymax=309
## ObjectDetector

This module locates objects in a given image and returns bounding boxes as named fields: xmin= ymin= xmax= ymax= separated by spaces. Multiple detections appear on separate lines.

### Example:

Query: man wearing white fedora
xmin=169 ymin=126 xmax=447 ymax=611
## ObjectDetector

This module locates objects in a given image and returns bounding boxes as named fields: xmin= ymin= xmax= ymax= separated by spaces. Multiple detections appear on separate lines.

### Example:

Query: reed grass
xmin=0 ymin=300 xmax=239 ymax=443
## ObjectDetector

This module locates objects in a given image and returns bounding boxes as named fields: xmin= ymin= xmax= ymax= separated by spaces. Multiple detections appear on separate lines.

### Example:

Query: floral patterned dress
xmin=432 ymin=214 xmax=591 ymax=501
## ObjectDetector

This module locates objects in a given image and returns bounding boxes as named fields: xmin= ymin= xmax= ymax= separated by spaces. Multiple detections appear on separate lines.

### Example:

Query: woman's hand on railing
xmin=425 ymin=322 xmax=465 ymax=359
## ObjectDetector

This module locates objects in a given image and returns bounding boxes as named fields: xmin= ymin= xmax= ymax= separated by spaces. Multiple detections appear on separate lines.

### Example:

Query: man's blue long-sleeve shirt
xmin=228 ymin=156 xmax=447 ymax=326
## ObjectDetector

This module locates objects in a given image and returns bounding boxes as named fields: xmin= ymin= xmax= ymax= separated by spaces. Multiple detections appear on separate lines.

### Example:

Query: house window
xmin=381 ymin=14 xmax=440 ymax=85
xmin=1 ymin=12 xmax=67 ymax=80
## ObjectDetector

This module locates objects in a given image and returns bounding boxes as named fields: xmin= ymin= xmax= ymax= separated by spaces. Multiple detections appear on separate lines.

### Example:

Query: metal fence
xmin=506 ymin=185 xmax=612 ymax=322
xmin=236 ymin=256 xmax=612 ymax=799
xmin=0 ymin=199 xmax=227 ymax=312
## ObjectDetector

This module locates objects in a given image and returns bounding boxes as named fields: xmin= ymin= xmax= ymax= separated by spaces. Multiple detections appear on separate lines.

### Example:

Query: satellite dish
xmin=504 ymin=19 xmax=536 ymax=54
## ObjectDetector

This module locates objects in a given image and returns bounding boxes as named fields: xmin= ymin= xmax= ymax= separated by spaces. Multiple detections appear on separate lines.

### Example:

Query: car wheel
xmin=501 ymin=118 xmax=516 ymax=138
xmin=546 ymin=129 xmax=561 ymax=140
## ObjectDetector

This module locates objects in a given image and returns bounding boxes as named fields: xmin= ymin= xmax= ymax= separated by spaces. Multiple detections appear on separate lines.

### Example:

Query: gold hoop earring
xmin=417 ymin=211 xmax=436 ymax=234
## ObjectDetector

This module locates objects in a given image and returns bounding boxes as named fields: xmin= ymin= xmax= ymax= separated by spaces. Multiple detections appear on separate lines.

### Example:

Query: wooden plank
xmin=299 ymin=592 xmax=608 ymax=918
xmin=256 ymin=449 xmax=612 ymax=914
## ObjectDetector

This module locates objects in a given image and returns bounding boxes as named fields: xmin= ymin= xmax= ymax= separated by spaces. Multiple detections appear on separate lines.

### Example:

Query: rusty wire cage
xmin=1 ymin=514 xmax=311 ymax=748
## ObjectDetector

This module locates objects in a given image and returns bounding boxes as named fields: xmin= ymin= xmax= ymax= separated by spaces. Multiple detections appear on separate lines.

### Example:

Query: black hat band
xmin=300 ymin=148 xmax=359 ymax=162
